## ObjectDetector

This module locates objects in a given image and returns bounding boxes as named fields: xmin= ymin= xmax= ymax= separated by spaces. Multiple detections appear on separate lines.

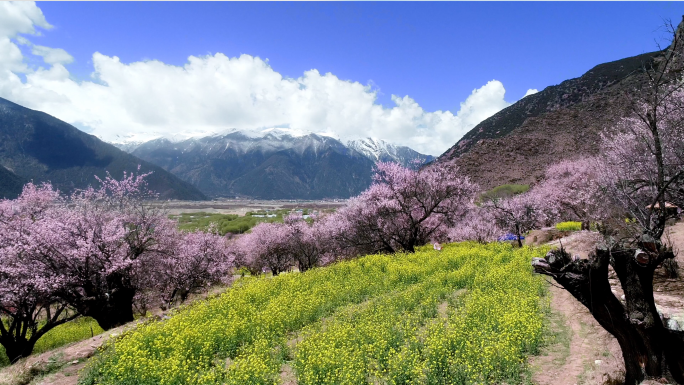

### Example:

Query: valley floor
xmin=157 ymin=199 xmax=347 ymax=216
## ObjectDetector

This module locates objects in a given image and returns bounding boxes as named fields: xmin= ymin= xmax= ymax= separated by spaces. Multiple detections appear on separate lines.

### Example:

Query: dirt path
xmin=531 ymin=284 xmax=624 ymax=385
xmin=531 ymin=225 xmax=684 ymax=385
xmin=0 ymin=322 xmax=142 ymax=385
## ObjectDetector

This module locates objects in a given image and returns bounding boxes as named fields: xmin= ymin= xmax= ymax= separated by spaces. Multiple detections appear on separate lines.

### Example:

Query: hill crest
xmin=0 ymin=97 xmax=207 ymax=200
xmin=436 ymin=49 xmax=662 ymax=190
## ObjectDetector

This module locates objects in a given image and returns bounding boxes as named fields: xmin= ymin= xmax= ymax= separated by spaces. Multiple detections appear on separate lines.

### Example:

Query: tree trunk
xmin=0 ymin=335 xmax=38 ymax=364
xmin=78 ymin=288 xmax=136 ymax=330
xmin=532 ymin=246 xmax=684 ymax=384
xmin=0 ymin=308 xmax=78 ymax=364
xmin=665 ymin=330 xmax=684 ymax=383
xmin=179 ymin=289 xmax=191 ymax=304
xmin=297 ymin=260 xmax=310 ymax=273
xmin=515 ymin=224 xmax=523 ymax=248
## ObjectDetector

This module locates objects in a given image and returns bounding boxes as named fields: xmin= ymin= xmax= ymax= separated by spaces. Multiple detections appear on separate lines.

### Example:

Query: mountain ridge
xmin=0 ymin=97 xmax=207 ymax=200
xmin=114 ymin=130 xmax=433 ymax=166
xmin=121 ymin=132 xmax=433 ymax=199
xmin=436 ymin=49 xmax=663 ymax=190
xmin=347 ymin=137 xmax=434 ymax=166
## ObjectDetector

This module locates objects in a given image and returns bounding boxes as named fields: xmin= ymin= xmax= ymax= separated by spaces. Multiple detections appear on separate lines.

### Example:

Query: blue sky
xmin=1 ymin=2 xmax=683 ymax=154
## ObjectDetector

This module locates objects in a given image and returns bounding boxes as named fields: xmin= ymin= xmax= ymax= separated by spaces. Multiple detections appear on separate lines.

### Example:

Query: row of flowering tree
xmin=0 ymin=159 xmax=490 ymax=365
xmin=232 ymin=161 xmax=482 ymax=275
xmin=449 ymin=85 xmax=684 ymax=381
xmin=0 ymin=172 xmax=230 ymax=364
xmin=529 ymin=22 xmax=684 ymax=383
xmin=230 ymin=157 xmax=587 ymax=278
xmin=442 ymin=41 xmax=684 ymax=380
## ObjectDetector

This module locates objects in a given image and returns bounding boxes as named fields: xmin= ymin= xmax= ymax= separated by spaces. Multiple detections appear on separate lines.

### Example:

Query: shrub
xmin=479 ymin=184 xmax=530 ymax=202
xmin=555 ymin=221 xmax=582 ymax=231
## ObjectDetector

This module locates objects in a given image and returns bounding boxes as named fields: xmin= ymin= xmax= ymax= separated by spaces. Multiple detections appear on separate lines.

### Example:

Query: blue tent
xmin=498 ymin=233 xmax=524 ymax=241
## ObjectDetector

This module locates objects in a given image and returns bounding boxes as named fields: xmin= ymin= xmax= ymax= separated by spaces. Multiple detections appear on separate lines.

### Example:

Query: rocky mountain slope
xmin=122 ymin=130 xmax=433 ymax=199
xmin=0 ymin=97 xmax=207 ymax=200
xmin=437 ymin=49 xmax=663 ymax=190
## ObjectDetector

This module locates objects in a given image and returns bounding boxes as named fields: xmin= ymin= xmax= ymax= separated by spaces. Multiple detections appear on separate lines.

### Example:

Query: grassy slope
xmin=0 ymin=318 xmax=104 ymax=368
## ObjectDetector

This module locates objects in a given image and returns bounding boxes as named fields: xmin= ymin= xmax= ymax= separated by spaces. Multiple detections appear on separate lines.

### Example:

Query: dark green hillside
xmin=231 ymin=147 xmax=375 ymax=199
xmin=0 ymin=165 xmax=25 ymax=199
xmin=0 ymin=97 xmax=206 ymax=200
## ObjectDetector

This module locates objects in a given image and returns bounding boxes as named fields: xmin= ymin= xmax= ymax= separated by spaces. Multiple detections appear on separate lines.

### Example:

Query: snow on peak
xmin=110 ymin=130 xmax=432 ymax=168
xmin=346 ymin=137 xmax=434 ymax=167
xmin=347 ymin=137 xmax=397 ymax=160
xmin=260 ymin=127 xmax=308 ymax=138
xmin=215 ymin=127 xmax=342 ymax=140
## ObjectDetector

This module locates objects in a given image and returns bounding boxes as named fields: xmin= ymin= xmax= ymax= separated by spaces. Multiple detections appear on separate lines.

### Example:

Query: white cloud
xmin=0 ymin=1 xmax=50 ymax=73
xmin=31 ymin=45 xmax=73 ymax=64
xmin=0 ymin=1 xmax=51 ymax=38
xmin=0 ymin=36 xmax=27 ymax=73
xmin=0 ymin=2 xmax=523 ymax=156
xmin=523 ymin=88 xmax=538 ymax=98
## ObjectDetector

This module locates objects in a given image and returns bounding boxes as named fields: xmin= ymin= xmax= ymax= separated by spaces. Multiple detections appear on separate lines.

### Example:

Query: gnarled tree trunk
xmin=76 ymin=287 xmax=136 ymax=331
xmin=533 ymin=245 xmax=684 ymax=384
xmin=0 ymin=304 xmax=79 ymax=364
xmin=0 ymin=334 xmax=43 ymax=364
xmin=1 ymin=337 xmax=37 ymax=364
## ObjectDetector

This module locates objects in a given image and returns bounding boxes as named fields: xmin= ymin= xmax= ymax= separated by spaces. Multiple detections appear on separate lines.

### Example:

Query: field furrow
xmin=81 ymin=242 xmax=548 ymax=385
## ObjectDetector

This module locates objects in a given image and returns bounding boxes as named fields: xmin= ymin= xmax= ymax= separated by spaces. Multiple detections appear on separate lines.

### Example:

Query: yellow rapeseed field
xmin=81 ymin=242 xmax=547 ymax=385
xmin=555 ymin=221 xmax=582 ymax=231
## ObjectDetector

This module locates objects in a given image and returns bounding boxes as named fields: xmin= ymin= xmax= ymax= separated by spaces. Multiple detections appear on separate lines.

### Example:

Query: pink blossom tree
xmin=32 ymin=171 xmax=181 ymax=330
xmin=532 ymin=158 xmax=606 ymax=228
xmin=484 ymin=189 xmax=551 ymax=247
xmin=283 ymin=213 xmax=330 ymax=272
xmin=597 ymin=101 xmax=684 ymax=239
xmin=0 ymin=184 xmax=78 ymax=363
xmin=447 ymin=207 xmax=501 ymax=244
xmin=325 ymin=197 xmax=392 ymax=256
xmin=330 ymin=162 xmax=477 ymax=255
xmin=0 ymin=171 xmax=237 ymax=362
xmin=152 ymin=226 xmax=232 ymax=310
xmin=233 ymin=222 xmax=293 ymax=275
xmin=534 ymin=23 xmax=684 ymax=383
xmin=14 ymin=171 xmax=231 ymax=331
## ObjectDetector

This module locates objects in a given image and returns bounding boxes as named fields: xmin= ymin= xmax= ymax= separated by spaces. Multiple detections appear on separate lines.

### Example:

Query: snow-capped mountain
xmin=114 ymin=130 xmax=433 ymax=199
xmin=347 ymin=138 xmax=434 ymax=168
